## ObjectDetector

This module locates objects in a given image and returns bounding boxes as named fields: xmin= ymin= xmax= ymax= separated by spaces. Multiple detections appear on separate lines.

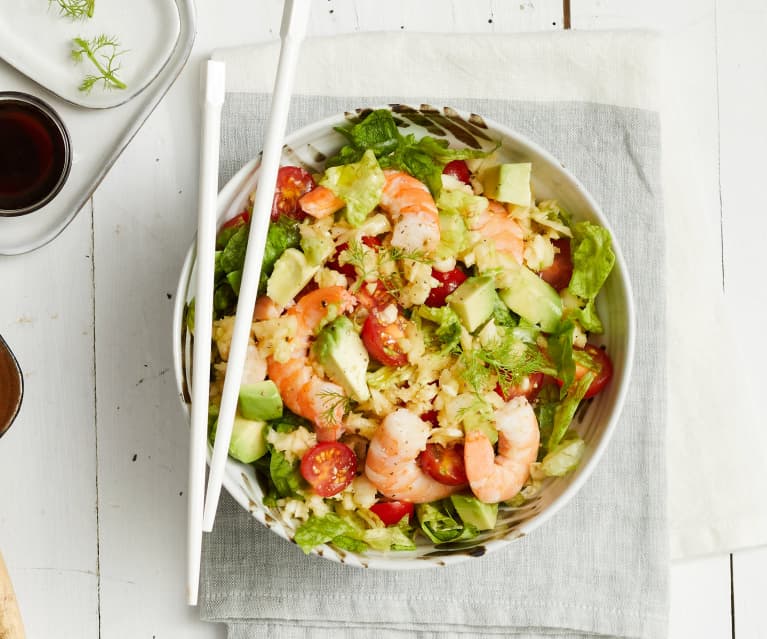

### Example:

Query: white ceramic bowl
xmin=172 ymin=105 xmax=635 ymax=569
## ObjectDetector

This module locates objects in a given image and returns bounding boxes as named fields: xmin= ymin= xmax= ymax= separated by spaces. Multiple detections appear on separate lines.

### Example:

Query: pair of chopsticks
xmin=187 ymin=0 xmax=312 ymax=606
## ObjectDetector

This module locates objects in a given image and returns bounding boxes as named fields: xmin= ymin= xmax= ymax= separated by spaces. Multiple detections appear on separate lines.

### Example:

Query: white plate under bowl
xmin=172 ymin=105 xmax=635 ymax=569
xmin=0 ymin=0 xmax=180 ymax=110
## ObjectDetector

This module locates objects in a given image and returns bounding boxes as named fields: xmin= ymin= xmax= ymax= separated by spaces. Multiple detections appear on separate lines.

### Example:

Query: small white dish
xmin=172 ymin=106 xmax=635 ymax=569
xmin=0 ymin=0 xmax=180 ymax=110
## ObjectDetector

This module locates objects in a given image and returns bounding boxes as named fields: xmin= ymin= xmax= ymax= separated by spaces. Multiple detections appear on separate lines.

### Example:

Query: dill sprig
xmin=71 ymin=35 xmax=127 ymax=93
xmin=50 ymin=0 xmax=95 ymax=20
xmin=341 ymin=239 xmax=432 ymax=299
xmin=317 ymin=390 xmax=354 ymax=425
xmin=461 ymin=330 xmax=552 ymax=398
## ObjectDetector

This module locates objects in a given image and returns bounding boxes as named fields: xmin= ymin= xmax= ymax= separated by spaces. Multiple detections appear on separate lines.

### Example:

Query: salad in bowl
xmin=174 ymin=106 xmax=633 ymax=568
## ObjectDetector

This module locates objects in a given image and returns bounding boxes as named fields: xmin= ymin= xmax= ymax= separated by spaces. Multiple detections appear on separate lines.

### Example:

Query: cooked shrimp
xmin=267 ymin=286 xmax=356 ymax=441
xmin=298 ymin=185 xmax=345 ymax=219
xmin=379 ymin=170 xmax=440 ymax=253
xmin=365 ymin=408 xmax=460 ymax=503
xmin=469 ymin=200 xmax=525 ymax=263
xmin=463 ymin=397 xmax=540 ymax=503
xmin=253 ymin=295 xmax=281 ymax=320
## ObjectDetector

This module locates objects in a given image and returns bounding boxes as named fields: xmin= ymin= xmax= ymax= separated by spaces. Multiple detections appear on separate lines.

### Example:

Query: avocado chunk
xmin=313 ymin=316 xmax=370 ymax=402
xmin=451 ymin=494 xmax=499 ymax=530
xmin=446 ymin=276 xmax=496 ymax=332
xmin=228 ymin=415 xmax=268 ymax=463
xmin=498 ymin=262 xmax=562 ymax=333
xmin=266 ymin=248 xmax=319 ymax=307
xmin=482 ymin=162 xmax=532 ymax=207
xmin=238 ymin=380 xmax=283 ymax=421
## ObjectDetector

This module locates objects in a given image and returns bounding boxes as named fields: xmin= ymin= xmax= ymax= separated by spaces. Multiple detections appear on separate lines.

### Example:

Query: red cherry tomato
xmin=539 ymin=238 xmax=573 ymax=291
xmin=418 ymin=444 xmax=468 ymax=486
xmin=271 ymin=166 xmax=316 ymax=221
xmin=420 ymin=410 xmax=439 ymax=428
xmin=370 ymin=500 xmax=414 ymax=526
xmin=575 ymin=344 xmax=613 ymax=399
xmin=221 ymin=210 xmax=250 ymax=230
xmin=327 ymin=237 xmax=381 ymax=279
xmin=300 ymin=442 xmax=357 ymax=497
xmin=494 ymin=372 xmax=545 ymax=402
xmin=355 ymin=281 xmax=395 ymax=311
xmin=361 ymin=309 xmax=408 ymax=366
xmin=442 ymin=160 xmax=472 ymax=185
xmin=425 ymin=267 xmax=468 ymax=307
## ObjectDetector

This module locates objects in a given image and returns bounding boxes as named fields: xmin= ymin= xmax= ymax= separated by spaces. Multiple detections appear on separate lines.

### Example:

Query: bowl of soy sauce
xmin=0 ymin=92 xmax=71 ymax=217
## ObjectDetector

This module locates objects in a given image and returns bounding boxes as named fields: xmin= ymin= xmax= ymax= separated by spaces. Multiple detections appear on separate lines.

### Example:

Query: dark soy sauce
xmin=0 ymin=94 xmax=70 ymax=216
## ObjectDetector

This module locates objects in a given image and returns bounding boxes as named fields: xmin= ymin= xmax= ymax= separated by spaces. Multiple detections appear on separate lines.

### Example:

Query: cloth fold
xmin=200 ymin=31 xmax=669 ymax=639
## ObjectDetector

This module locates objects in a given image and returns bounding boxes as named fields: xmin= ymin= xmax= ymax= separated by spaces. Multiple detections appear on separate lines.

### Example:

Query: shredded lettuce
xmin=547 ymin=371 xmax=595 ymax=451
xmin=416 ymin=305 xmax=463 ymax=354
xmin=294 ymin=508 xmax=416 ymax=554
xmin=268 ymin=448 xmax=304 ymax=498
xmin=547 ymin=320 xmax=576 ymax=397
xmin=567 ymin=221 xmax=615 ymax=332
xmin=436 ymin=209 xmax=470 ymax=260
xmin=320 ymin=149 xmax=385 ymax=227
xmin=294 ymin=513 xmax=361 ymax=554
xmin=415 ymin=501 xmax=479 ymax=544
xmin=327 ymin=109 xmax=494 ymax=196
xmin=541 ymin=437 xmax=585 ymax=477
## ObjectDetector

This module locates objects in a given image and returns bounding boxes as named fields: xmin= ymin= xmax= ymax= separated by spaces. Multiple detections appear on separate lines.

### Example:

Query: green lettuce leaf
xmin=540 ymin=437 xmax=585 ymax=477
xmin=435 ymin=209 xmax=470 ymax=260
xmin=415 ymin=501 xmax=479 ymax=544
xmin=334 ymin=108 xmax=401 ymax=158
xmin=547 ymin=371 xmax=595 ymax=451
xmin=294 ymin=508 xmax=416 ymax=554
xmin=260 ymin=215 xmax=302 ymax=293
xmin=566 ymin=221 xmax=615 ymax=333
xmin=294 ymin=513 xmax=362 ymax=554
xmin=547 ymin=320 xmax=576 ymax=397
xmin=417 ymin=305 xmax=463 ymax=354
xmin=320 ymin=149 xmax=385 ymax=227
xmin=327 ymin=109 xmax=494 ymax=197
xmin=268 ymin=448 xmax=304 ymax=498
xmin=362 ymin=518 xmax=416 ymax=552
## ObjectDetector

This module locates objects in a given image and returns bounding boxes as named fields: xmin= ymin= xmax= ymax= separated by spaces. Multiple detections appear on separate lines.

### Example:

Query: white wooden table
xmin=1 ymin=1 xmax=765 ymax=637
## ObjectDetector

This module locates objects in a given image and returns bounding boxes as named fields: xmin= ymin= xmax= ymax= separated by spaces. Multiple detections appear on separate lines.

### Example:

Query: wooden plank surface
xmin=0 ymin=205 xmax=99 ymax=639
xmin=733 ymin=548 xmax=767 ymax=638
xmin=1 ymin=0 xmax=762 ymax=637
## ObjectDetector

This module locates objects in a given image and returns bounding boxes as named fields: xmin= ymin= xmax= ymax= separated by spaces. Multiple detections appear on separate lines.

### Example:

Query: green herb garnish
xmin=50 ymin=0 xmax=95 ymax=20
xmin=71 ymin=35 xmax=127 ymax=93
xmin=317 ymin=390 xmax=354 ymax=425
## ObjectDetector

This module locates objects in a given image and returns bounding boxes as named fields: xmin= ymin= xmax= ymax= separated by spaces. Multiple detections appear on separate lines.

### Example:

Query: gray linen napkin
xmin=200 ymin=95 xmax=668 ymax=638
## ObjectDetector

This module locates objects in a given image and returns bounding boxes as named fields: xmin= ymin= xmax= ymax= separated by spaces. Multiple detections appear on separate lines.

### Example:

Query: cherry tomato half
xmin=418 ymin=444 xmax=468 ymax=486
xmin=575 ymin=344 xmax=613 ymax=399
xmin=425 ymin=267 xmax=468 ymax=307
xmin=539 ymin=238 xmax=573 ymax=291
xmin=495 ymin=372 xmax=545 ymax=402
xmin=370 ymin=500 xmax=414 ymax=526
xmin=300 ymin=442 xmax=357 ymax=497
xmin=271 ymin=166 xmax=316 ymax=221
xmin=355 ymin=281 xmax=395 ymax=311
xmin=442 ymin=160 xmax=472 ymax=185
xmin=361 ymin=309 xmax=408 ymax=366
xmin=221 ymin=210 xmax=250 ymax=230
xmin=327 ymin=237 xmax=381 ymax=279
xmin=420 ymin=410 xmax=439 ymax=428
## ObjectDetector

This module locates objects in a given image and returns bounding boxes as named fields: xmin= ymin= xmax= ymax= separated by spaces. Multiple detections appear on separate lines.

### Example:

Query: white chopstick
xmin=202 ymin=0 xmax=312 ymax=531
xmin=187 ymin=59 xmax=226 ymax=606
